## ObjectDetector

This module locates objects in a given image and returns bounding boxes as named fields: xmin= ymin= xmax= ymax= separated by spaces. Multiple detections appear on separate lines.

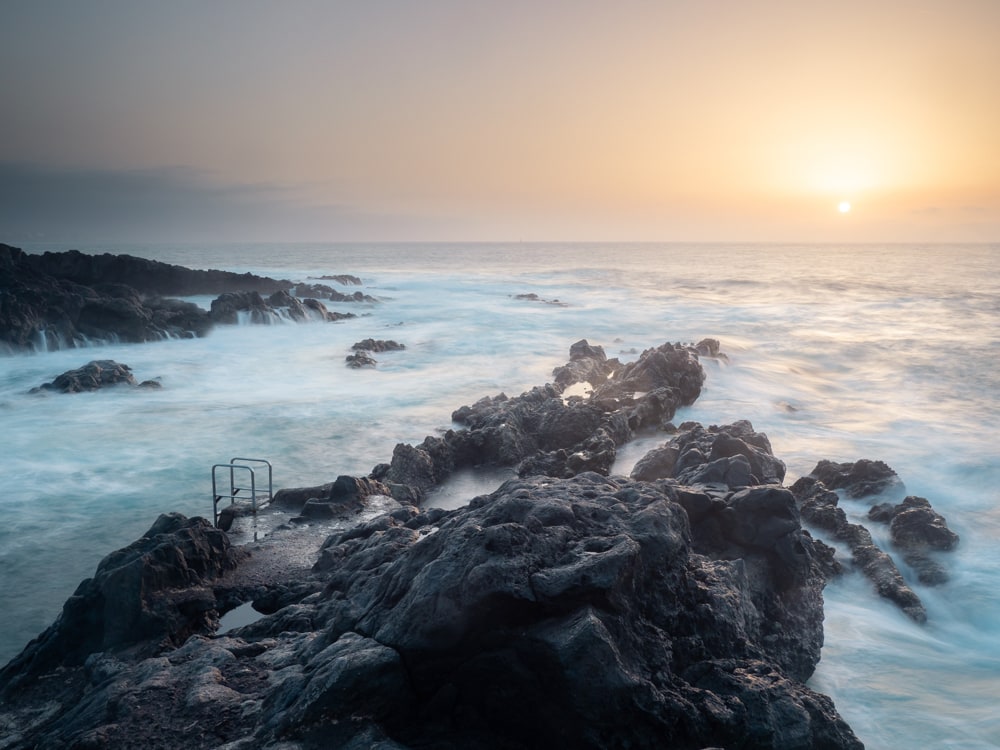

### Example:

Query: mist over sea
xmin=2 ymin=242 xmax=998 ymax=748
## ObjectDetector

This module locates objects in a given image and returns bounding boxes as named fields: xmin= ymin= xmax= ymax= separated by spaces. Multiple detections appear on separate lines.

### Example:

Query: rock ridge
xmin=0 ymin=338 xmax=873 ymax=749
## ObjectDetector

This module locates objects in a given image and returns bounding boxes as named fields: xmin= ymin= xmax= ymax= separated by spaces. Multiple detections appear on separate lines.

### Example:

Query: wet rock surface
xmin=0 ymin=337 xmax=874 ymax=749
xmin=0 ymin=244 xmax=362 ymax=351
xmin=31 ymin=359 xmax=161 ymax=393
xmin=869 ymin=495 xmax=960 ymax=585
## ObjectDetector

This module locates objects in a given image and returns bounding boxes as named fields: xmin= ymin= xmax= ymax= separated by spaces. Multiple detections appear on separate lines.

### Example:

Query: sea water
xmin=1 ymin=242 xmax=998 ymax=748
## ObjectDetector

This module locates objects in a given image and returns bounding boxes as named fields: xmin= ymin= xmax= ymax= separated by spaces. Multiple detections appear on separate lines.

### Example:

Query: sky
xmin=1 ymin=0 xmax=998 ymax=243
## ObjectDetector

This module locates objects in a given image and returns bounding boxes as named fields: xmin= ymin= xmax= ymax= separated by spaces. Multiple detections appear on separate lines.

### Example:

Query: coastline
xmin=2 ymin=243 xmax=998 ymax=748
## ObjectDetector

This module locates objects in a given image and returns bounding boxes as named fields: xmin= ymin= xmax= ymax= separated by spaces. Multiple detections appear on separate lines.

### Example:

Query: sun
xmin=838 ymin=201 xmax=852 ymax=213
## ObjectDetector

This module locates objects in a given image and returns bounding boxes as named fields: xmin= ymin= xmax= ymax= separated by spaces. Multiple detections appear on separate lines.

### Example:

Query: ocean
xmin=2 ymin=242 xmax=998 ymax=748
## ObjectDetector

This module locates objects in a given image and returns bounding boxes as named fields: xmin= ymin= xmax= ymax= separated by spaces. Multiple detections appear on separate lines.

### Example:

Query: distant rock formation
xmin=0 ymin=244 xmax=362 ymax=351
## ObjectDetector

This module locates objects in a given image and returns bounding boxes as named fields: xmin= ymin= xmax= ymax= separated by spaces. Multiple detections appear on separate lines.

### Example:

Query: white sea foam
xmin=2 ymin=242 xmax=998 ymax=748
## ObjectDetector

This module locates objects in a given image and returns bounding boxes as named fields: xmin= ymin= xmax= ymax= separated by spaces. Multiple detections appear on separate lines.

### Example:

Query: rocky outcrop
xmin=377 ymin=340 xmax=706 ymax=498
xmin=0 ymin=514 xmax=243 ymax=699
xmin=23 ymin=248 xmax=292 ymax=297
xmin=631 ymin=420 xmax=786 ymax=487
xmin=351 ymin=338 xmax=406 ymax=352
xmin=344 ymin=338 xmax=406 ymax=368
xmin=346 ymin=350 xmax=378 ymax=368
xmin=513 ymin=292 xmax=568 ymax=306
xmin=209 ymin=290 xmax=354 ymax=325
xmin=294 ymin=281 xmax=377 ymax=302
xmin=808 ymin=458 xmax=904 ymax=499
xmin=31 ymin=359 xmax=161 ymax=393
xmin=316 ymin=273 xmax=363 ymax=285
xmin=790 ymin=476 xmax=926 ymax=623
xmin=0 ymin=337 xmax=874 ymax=748
xmin=0 ymin=244 xmax=361 ymax=351
xmin=0 ymin=472 xmax=862 ymax=750
xmin=789 ymin=459 xmax=959 ymax=617
xmin=869 ymin=495 xmax=960 ymax=584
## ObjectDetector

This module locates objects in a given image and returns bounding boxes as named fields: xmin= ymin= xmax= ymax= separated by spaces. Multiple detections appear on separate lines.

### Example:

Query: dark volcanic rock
xmin=346 ymin=350 xmax=378 ymax=368
xmin=351 ymin=338 xmax=406 ymax=352
xmin=25 ymin=248 xmax=291 ymax=296
xmin=32 ymin=359 xmax=161 ymax=393
xmin=274 ymin=473 xmax=858 ymax=749
xmin=316 ymin=273 xmax=363 ymax=285
xmin=0 ymin=244 xmax=359 ymax=351
xmin=869 ymin=495 xmax=960 ymax=584
xmin=382 ymin=340 xmax=706 ymax=498
xmin=808 ymin=458 xmax=904 ymax=499
xmin=272 ymin=475 xmax=395 ymax=515
xmin=295 ymin=281 xmax=377 ymax=302
xmin=632 ymin=420 xmax=786 ymax=488
xmin=0 ymin=513 xmax=243 ymax=698
xmin=551 ymin=338 xmax=618 ymax=389
xmin=0 ymin=336 xmax=869 ymax=750
xmin=790 ymin=476 xmax=926 ymax=622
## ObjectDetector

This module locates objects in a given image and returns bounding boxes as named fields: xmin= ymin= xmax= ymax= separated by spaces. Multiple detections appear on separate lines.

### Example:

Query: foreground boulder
xmin=0 ymin=514 xmax=243 ymax=698
xmin=0 ymin=473 xmax=862 ymax=749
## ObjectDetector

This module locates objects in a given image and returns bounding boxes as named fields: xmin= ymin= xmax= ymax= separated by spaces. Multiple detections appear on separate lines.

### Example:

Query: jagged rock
xmin=352 ymin=338 xmax=406 ymax=352
xmin=295 ymin=281 xmax=377 ymax=302
xmin=288 ymin=472 xmax=859 ymax=748
xmin=0 ymin=244 xmax=360 ymax=350
xmin=316 ymin=273 xmax=363 ymax=285
xmin=31 ymin=360 xmax=149 ymax=393
xmin=551 ymin=338 xmax=617 ymax=388
xmin=808 ymin=458 xmax=904 ymax=499
xmin=272 ymin=475 xmax=394 ymax=514
xmin=790 ymin=476 xmax=926 ymax=622
xmin=0 ymin=513 xmax=244 ymax=698
xmin=383 ymin=341 xmax=707 ymax=495
xmin=513 ymin=292 xmax=568 ymax=306
xmin=869 ymin=496 xmax=959 ymax=584
xmin=632 ymin=420 xmax=786 ymax=488
xmin=0 ymin=337 xmax=870 ymax=749
xmin=346 ymin=350 xmax=378 ymax=368
xmin=24 ymin=248 xmax=291 ymax=296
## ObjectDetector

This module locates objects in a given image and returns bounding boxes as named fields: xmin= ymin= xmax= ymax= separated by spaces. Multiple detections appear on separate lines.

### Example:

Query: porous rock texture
xmin=0 ymin=338 xmax=866 ymax=749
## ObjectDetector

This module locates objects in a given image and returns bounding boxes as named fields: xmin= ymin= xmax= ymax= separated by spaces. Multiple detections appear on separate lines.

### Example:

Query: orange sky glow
xmin=0 ymin=0 xmax=997 ymax=242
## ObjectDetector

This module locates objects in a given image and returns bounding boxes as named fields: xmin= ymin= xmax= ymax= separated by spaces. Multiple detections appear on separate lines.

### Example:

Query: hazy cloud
xmin=0 ymin=162 xmax=424 ymax=243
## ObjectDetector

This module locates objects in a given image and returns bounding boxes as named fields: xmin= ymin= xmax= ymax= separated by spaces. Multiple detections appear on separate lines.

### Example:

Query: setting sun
xmin=838 ymin=201 xmax=852 ymax=213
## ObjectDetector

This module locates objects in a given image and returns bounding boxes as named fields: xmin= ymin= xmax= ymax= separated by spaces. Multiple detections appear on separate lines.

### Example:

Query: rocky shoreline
xmin=0 ymin=252 xmax=960 ymax=748
xmin=0 ymin=244 xmax=369 ymax=351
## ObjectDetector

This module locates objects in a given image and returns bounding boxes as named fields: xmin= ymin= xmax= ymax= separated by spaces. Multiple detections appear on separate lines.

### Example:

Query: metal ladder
xmin=212 ymin=457 xmax=273 ymax=528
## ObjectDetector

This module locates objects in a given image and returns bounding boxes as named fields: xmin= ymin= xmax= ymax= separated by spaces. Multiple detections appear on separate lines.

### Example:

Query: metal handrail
xmin=212 ymin=458 xmax=273 ymax=528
